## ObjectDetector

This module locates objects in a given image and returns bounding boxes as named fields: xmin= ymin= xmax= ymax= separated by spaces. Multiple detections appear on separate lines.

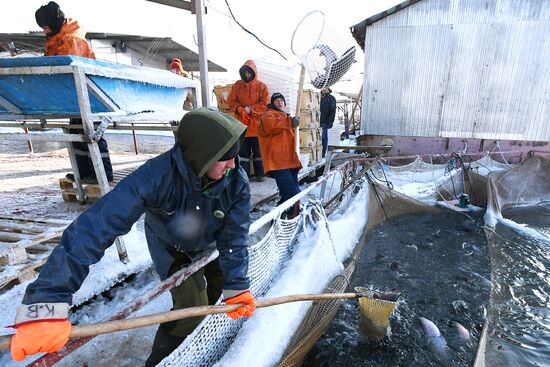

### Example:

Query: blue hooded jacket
xmin=23 ymin=108 xmax=250 ymax=305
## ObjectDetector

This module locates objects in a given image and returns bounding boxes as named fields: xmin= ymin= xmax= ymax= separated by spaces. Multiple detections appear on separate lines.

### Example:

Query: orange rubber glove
xmin=11 ymin=319 xmax=72 ymax=361
xmin=224 ymin=290 xmax=256 ymax=320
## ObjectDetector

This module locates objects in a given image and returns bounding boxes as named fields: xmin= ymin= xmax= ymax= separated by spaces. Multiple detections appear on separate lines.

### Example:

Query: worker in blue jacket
xmin=9 ymin=108 xmax=256 ymax=365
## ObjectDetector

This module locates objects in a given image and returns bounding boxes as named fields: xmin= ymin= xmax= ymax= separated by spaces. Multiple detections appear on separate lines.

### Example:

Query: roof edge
xmin=350 ymin=0 xmax=422 ymax=50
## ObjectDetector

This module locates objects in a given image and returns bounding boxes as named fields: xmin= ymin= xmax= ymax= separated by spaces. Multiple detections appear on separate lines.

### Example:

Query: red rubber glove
xmin=11 ymin=319 xmax=72 ymax=361
xmin=224 ymin=290 xmax=256 ymax=320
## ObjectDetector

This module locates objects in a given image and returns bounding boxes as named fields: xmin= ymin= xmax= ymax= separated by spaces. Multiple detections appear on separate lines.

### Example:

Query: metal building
xmin=351 ymin=0 xmax=550 ymax=143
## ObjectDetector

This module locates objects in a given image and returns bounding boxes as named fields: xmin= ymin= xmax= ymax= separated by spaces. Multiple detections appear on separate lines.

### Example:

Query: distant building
xmin=351 ymin=0 xmax=549 ymax=155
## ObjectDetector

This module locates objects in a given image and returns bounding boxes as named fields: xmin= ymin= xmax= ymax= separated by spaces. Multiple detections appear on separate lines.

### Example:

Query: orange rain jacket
xmin=257 ymin=105 xmax=302 ymax=175
xmin=44 ymin=18 xmax=95 ymax=59
xmin=228 ymin=60 xmax=269 ymax=137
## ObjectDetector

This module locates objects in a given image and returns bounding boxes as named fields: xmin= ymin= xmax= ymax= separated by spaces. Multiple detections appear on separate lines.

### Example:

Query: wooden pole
xmin=23 ymin=126 xmax=33 ymax=154
xmin=294 ymin=65 xmax=306 ymax=156
xmin=0 ymin=292 xmax=359 ymax=350
xmin=131 ymin=123 xmax=139 ymax=155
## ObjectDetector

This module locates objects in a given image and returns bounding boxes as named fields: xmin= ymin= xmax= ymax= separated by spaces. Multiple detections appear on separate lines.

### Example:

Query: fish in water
xmin=458 ymin=268 xmax=492 ymax=288
xmin=450 ymin=321 xmax=470 ymax=345
xmin=419 ymin=317 xmax=449 ymax=361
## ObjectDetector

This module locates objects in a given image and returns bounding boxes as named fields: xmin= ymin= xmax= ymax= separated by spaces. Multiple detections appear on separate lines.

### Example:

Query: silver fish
xmin=419 ymin=317 xmax=449 ymax=360
xmin=459 ymin=268 xmax=492 ymax=288
xmin=451 ymin=321 xmax=470 ymax=345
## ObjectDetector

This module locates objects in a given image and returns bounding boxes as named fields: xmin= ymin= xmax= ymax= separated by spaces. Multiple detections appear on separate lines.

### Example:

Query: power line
xmin=223 ymin=0 xmax=287 ymax=61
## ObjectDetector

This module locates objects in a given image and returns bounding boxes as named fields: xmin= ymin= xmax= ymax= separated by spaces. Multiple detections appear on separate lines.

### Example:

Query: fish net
xmin=160 ymin=214 xmax=302 ymax=366
xmin=368 ymin=156 xmax=465 ymax=205
xmin=291 ymin=11 xmax=356 ymax=89
xmin=277 ymin=261 xmax=356 ymax=367
xmin=484 ymin=155 xmax=550 ymax=228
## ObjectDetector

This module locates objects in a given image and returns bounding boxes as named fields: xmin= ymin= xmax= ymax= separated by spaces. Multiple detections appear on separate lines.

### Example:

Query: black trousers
xmin=69 ymin=118 xmax=113 ymax=181
xmin=239 ymin=137 xmax=264 ymax=177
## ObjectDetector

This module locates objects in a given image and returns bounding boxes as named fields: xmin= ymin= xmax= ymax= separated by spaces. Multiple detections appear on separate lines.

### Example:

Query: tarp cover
xmin=0 ymin=56 xmax=195 ymax=118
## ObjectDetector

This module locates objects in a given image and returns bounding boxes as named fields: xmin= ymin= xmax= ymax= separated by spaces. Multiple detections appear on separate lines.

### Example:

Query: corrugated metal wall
xmin=361 ymin=0 xmax=550 ymax=141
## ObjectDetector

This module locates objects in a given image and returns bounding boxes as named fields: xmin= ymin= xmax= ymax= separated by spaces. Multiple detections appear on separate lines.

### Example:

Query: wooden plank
xmin=0 ymin=230 xmax=26 ymax=242
xmin=62 ymin=191 xmax=78 ymax=202
xmin=0 ymin=258 xmax=47 ymax=291
xmin=0 ymin=221 xmax=44 ymax=234
xmin=0 ymin=215 xmax=70 ymax=226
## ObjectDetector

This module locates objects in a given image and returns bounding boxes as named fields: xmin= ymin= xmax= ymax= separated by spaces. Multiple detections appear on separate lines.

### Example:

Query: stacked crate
xmin=213 ymin=84 xmax=239 ymax=121
xmin=213 ymin=84 xmax=234 ymax=113
xmin=298 ymin=89 xmax=322 ymax=165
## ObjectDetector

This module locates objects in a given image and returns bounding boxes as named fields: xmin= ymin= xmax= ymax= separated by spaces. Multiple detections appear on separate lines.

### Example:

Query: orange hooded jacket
xmin=228 ymin=60 xmax=269 ymax=137
xmin=257 ymin=106 xmax=302 ymax=175
xmin=44 ymin=18 xmax=95 ymax=59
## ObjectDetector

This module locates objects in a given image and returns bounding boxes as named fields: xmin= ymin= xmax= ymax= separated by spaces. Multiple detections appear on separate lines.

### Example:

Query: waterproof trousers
xmin=270 ymin=169 xmax=300 ymax=204
xmin=69 ymin=118 xmax=113 ymax=181
xmin=270 ymin=169 xmax=301 ymax=219
xmin=144 ymin=257 xmax=223 ymax=366
xmin=321 ymin=123 xmax=329 ymax=158
xmin=239 ymin=137 xmax=264 ymax=178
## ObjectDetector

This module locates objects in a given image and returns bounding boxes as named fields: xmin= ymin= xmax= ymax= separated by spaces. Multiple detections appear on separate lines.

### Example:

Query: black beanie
xmin=35 ymin=1 xmax=65 ymax=37
xmin=270 ymin=92 xmax=286 ymax=106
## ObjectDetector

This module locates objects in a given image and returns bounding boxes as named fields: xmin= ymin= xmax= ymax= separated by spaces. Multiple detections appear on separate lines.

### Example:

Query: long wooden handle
xmin=0 ymin=292 xmax=357 ymax=350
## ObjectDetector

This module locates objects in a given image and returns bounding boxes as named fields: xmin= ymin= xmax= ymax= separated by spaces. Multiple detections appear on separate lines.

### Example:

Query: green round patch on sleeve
xmin=213 ymin=210 xmax=225 ymax=219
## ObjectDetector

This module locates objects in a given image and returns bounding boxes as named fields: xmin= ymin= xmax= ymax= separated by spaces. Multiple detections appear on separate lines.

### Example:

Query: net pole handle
xmin=0 ymin=292 xmax=358 ymax=350
xmin=295 ymin=64 xmax=306 ymax=156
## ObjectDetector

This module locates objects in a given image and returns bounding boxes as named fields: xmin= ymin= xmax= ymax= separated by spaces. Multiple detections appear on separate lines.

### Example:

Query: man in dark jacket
xmin=320 ymin=87 xmax=337 ymax=158
xmin=9 ymin=108 xmax=256 ymax=365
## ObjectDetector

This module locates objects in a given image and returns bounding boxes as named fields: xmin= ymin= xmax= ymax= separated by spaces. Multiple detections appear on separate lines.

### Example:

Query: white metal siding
xmin=360 ymin=0 xmax=550 ymax=141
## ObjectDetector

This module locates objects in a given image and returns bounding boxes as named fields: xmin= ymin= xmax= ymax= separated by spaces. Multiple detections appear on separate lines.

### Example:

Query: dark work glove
xmin=291 ymin=117 xmax=300 ymax=128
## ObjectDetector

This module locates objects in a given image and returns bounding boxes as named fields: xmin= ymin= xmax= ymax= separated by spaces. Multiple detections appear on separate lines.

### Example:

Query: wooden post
xmin=350 ymin=84 xmax=363 ymax=134
xmin=295 ymin=65 xmax=306 ymax=157
xmin=23 ymin=125 xmax=33 ymax=154
xmin=132 ymin=124 xmax=139 ymax=155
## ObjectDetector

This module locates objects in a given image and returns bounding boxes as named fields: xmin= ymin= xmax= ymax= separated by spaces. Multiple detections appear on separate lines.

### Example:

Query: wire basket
xmin=291 ymin=10 xmax=357 ymax=89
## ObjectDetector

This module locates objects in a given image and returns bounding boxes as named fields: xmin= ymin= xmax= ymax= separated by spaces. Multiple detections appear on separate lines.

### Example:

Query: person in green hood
xmin=10 ymin=108 xmax=256 ymax=365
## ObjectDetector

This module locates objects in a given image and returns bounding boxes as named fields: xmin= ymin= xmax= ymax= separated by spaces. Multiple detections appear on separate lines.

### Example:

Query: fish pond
xmin=304 ymin=211 xmax=491 ymax=366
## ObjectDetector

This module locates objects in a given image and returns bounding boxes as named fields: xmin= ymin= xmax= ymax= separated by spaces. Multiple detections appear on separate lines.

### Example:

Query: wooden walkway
xmin=0 ymin=215 xmax=70 ymax=292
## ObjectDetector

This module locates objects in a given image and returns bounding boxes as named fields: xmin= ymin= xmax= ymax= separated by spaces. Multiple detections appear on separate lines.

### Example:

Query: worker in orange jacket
xmin=169 ymin=58 xmax=194 ymax=111
xmin=35 ymin=1 xmax=113 ymax=184
xmin=37 ymin=2 xmax=95 ymax=58
xmin=228 ymin=60 xmax=269 ymax=181
xmin=258 ymin=93 xmax=302 ymax=218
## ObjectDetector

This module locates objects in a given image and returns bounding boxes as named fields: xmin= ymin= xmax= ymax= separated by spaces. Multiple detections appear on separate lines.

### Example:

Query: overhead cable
xmin=223 ymin=0 xmax=288 ymax=60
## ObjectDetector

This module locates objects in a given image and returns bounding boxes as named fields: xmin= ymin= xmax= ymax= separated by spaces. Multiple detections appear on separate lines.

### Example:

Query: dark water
xmin=483 ymin=203 xmax=550 ymax=366
xmin=304 ymin=211 xmax=491 ymax=366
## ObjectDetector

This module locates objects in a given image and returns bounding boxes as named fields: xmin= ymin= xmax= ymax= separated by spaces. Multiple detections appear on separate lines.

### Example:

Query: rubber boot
xmin=144 ymin=324 xmax=186 ymax=367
